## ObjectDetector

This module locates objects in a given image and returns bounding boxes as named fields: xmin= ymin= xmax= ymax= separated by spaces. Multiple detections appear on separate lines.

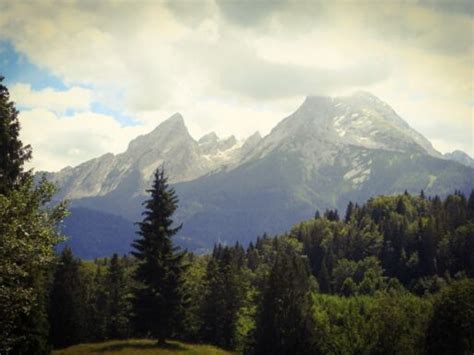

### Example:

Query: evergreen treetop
xmin=0 ymin=76 xmax=32 ymax=195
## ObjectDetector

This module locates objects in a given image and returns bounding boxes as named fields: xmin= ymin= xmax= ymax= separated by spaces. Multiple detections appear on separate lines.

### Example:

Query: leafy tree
xmin=131 ymin=168 xmax=186 ymax=344
xmin=371 ymin=291 xmax=431 ymax=354
xmin=0 ymin=76 xmax=31 ymax=195
xmin=312 ymin=294 xmax=376 ymax=353
xmin=333 ymin=257 xmax=386 ymax=295
xmin=0 ymin=176 xmax=67 ymax=353
xmin=0 ymin=76 xmax=67 ymax=353
xmin=426 ymin=279 xmax=474 ymax=354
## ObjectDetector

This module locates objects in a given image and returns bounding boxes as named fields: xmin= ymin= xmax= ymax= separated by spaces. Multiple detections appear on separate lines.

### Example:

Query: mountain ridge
xmin=45 ymin=92 xmax=474 ymax=257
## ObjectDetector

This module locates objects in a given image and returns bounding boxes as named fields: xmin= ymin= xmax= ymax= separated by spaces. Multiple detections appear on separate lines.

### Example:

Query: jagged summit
xmin=48 ymin=92 xmax=446 ymax=202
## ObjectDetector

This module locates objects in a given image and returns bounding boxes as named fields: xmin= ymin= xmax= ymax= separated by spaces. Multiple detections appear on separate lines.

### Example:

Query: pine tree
xmin=0 ymin=76 xmax=32 ymax=195
xmin=467 ymin=190 xmax=474 ymax=215
xmin=325 ymin=209 xmax=340 ymax=222
xmin=251 ymin=242 xmax=316 ymax=354
xmin=396 ymin=197 xmax=407 ymax=215
xmin=199 ymin=245 xmax=246 ymax=349
xmin=106 ymin=254 xmax=130 ymax=339
xmin=345 ymin=202 xmax=354 ymax=223
xmin=200 ymin=255 xmax=224 ymax=343
xmin=92 ymin=266 xmax=108 ymax=341
xmin=131 ymin=168 xmax=186 ymax=344
xmin=49 ymin=247 xmax=86 ymax=348
xmin=318 ymin=256 xmax=331 ymax=293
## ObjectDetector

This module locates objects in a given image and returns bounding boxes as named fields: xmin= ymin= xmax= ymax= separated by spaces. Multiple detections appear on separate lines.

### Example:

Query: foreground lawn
xmin=52 ymin=339 xmax=234 ymax=355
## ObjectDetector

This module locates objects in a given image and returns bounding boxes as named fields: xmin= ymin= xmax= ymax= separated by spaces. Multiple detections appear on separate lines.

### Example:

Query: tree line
xmin=46 ymin=186 xmax=474 ymax=354
xmin=1 ymin=75 xmax=473 ymax=354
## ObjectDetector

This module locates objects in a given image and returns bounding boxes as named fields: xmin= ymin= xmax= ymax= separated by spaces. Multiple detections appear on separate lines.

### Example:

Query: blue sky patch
xmin=0 ymin=41 xmax=67 ymax=90
xmin=0 ymin=40 xmax=138 ymax=126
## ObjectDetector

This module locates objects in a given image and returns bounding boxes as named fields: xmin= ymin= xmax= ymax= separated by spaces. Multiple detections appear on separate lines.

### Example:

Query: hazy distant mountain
xmin=444 ymin=150 xmax=474 ymax=168
xmin=47 ymin=92 xmax=474 ymax=257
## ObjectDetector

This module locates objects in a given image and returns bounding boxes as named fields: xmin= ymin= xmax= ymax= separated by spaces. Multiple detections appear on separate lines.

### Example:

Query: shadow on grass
xmin=96 ymin=341 xmax=186 ymax=353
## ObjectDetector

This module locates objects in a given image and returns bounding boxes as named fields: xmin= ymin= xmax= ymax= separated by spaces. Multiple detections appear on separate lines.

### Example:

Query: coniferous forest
xmin=1 ymin=73 xmax=474 ymax=355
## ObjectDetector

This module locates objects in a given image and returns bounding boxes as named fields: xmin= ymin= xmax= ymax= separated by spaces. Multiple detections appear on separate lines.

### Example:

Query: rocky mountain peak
xmin=126 ymin=113 xmax=192 ymax=154
xmin=247 ymin=92 xmax=441 ymax=163
xmin=149 ymin=112 xmax=188 ymax=136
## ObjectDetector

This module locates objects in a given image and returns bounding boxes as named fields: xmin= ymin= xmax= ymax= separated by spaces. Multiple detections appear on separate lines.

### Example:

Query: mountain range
xmin=45 ymin=92 xmax=474 ymax=258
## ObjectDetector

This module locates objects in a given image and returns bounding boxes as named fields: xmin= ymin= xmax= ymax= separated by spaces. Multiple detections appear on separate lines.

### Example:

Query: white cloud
xmin=19 ymin=109 xmax=153 ymax=171
xmin=10 ymin=83 xmax=92 ymax=113
xmin=1 ymin=0 xmax=473 ymax=168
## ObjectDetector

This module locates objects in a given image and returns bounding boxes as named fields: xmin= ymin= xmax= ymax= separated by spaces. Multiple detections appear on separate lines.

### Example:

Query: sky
xmin=0 ymin=0 xmax=472 ymax=171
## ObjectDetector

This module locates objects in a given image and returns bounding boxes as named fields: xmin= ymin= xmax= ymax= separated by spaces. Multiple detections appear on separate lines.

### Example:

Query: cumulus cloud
xmin=19 ymin=109 xmax=153 ymax=171
xmin=0 ymin=0 xmax=473 ymax=169
xmin=10 ymin=83 xmax=92 ymax=113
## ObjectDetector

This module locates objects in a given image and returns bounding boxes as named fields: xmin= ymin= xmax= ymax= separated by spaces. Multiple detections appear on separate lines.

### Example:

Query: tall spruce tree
xmin=0 ymin=76 xmax=32 ymax=195
xmin=200 ymin=245 xmax=246 ymax=349
xmin=251 ymin=240 xmax=316 ymax=354
xmin=92 ymin=266 xmax=108 ymax=341
xmin=49 ymin=247 xmax=86 ymax=348
xmin=106 ymin=253 xmax=130 ymax=339
xmin=131 ymin=168 xmax=186 ymax=344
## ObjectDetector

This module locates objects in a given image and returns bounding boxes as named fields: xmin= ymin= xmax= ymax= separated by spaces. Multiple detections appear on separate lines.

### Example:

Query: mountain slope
xmin=59 ymin=207 xmax=137 ymax=259
xmin=48 ymin=92 xmax=474 ymax=256
xmin=174 ymin=145 xmax=473 ymax=249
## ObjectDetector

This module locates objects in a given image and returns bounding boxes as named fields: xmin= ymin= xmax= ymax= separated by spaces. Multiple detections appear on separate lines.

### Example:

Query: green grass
xmin=52 ymin=339 xmax=235 ymax=355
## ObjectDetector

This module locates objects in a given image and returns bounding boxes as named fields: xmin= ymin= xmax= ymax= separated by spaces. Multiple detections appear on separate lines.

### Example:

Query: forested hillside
xmin=48 ymin=190 xmax=474 ymax=354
